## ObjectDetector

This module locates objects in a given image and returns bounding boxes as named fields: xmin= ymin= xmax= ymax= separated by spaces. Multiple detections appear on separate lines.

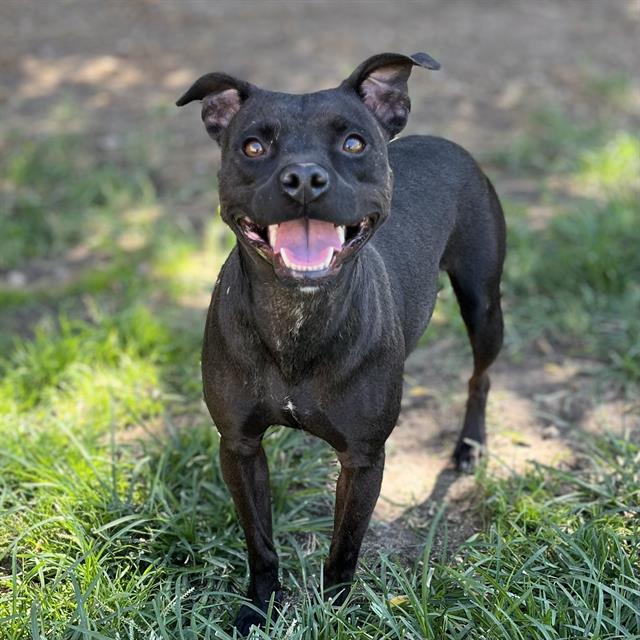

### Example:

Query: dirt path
xmin=2 ymin=0 xmax=639 ymax=543
xmin=366 ymin=339 xmax=636 ymax=560
xmin=3 ymin=0 xmax=639 ymax=153
xmin=379 ymin=343 xmax=622 ymax=517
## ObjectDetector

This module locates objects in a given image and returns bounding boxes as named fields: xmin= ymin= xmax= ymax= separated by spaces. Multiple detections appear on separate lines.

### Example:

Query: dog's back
xmin=372 ymin=134 xmax=505 ymax=354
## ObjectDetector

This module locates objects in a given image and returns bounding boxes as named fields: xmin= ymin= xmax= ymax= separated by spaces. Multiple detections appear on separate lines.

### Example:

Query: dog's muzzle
xmin=236 ymin=215 xmax=375 ymax=281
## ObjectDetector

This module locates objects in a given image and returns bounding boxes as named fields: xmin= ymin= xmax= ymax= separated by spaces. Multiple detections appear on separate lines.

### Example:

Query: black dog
xmin=177 ymin=52 xmax=505 ymax=634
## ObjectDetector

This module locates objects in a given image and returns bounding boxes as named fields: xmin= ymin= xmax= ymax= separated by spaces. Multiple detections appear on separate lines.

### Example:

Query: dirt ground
xmin=2 ymin=0 xmax=639 ymax=542
xmin=2 ymin=0 xmax=639 ymax=159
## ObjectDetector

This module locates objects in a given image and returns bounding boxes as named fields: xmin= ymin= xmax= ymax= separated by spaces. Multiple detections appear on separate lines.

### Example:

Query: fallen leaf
xmin=388 ymin=595 xmax=410 ymax=607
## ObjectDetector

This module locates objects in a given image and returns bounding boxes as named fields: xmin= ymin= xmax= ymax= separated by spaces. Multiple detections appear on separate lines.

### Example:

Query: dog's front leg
xmin=323 ymin=449 xmax=385 ymax=603
xmin=219 ymin=436 xmax=280 ymax=634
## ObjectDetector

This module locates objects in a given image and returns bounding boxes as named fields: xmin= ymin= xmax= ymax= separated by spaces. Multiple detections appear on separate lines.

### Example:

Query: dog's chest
xmin=258 ymin=376 xmax=350 ymax=451
xmin=264 ymin=300 xmax=312 ymax=363
xmin=254 ymin=289 xmax=341 ymax=377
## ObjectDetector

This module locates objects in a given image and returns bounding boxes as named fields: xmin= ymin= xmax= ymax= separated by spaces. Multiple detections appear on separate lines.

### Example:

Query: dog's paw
xmin=452 ymin=439 xmax=483 ymax=473
xmin=233 ymin=604 xmax=267 ymax=637
xmin=233 ymin=588 xmax=282 ymax=637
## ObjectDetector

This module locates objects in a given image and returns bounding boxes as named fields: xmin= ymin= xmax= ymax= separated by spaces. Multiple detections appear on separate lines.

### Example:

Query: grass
xmin=0 ymin=133 xmax=159 ymax=271
xmin=427 ymin=137 xmax=640 ymax=386
xmin=504 ymin=193 xmax=640 ymax=382
xmin=2 ymin=416 xmax=638 ymax=638
xmin=478 ymin=105 xmax=640 ymax=385
xmin=1 ymin=94 xmax=639 ymax=638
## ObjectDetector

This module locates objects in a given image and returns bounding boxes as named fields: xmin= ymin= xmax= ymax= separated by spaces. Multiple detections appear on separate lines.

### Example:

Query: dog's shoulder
xmin=388 ymin=135 xmax=480 ymax=177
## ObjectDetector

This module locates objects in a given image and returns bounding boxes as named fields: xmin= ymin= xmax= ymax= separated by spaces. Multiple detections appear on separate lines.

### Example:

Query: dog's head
xmin=177 ymin=52 xmax=439 ymax=285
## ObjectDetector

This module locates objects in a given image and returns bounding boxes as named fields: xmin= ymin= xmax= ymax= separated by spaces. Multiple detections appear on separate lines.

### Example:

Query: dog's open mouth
xmin=237 ymin=216 xmax=374 ymax=279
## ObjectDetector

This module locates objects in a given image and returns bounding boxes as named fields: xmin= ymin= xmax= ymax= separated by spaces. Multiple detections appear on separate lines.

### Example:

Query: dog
xmin=177 ymin=52 xmax=505 ymax=634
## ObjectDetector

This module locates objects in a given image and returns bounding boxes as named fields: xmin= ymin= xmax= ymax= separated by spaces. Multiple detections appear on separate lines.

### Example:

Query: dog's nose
xmin=279 ymin=163 xmax=330 ymax=204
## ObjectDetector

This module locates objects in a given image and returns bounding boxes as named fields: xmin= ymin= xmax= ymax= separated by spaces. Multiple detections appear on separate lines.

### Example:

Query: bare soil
xmin=2 ymin=1 xmax=639 ymax=166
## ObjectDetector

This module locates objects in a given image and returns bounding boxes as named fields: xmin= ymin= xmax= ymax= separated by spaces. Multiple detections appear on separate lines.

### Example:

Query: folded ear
xmin=342 ymin=52 xmax=440 ymax=139
xmin=176 ymin=73 xmax=253 ymax=144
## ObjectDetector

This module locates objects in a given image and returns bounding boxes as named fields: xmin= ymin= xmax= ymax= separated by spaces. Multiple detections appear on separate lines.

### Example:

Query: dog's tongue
xmin=273 ymin=219 xmax=342 ymax=269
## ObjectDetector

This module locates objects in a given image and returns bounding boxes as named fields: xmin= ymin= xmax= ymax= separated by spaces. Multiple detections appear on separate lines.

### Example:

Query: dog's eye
xmin=343 ymin=135 xmax=366 ymax=154
xmin=243 ymin=138 xmax=266 ymax=158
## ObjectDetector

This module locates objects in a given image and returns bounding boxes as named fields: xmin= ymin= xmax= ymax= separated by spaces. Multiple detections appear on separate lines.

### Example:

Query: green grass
xmin=1 ymin=98 xmax=639 ymax=638
xmin=487 ymin=106 xmax=609 ymax=174
xmin=504 ymin=194 xmax=640 ymax=382
xmin=480 ymin=103 xmax=640 ymax=384
xmin=577 ymin=132 xmax=640 ymax=199
xmin=2 ymin=417 xmax=638 ymax=638
xmin=0 ymin=133 xmax=160 ymax=270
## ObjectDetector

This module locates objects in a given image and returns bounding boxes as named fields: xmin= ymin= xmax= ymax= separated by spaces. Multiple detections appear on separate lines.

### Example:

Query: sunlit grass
xmin=2 ymin=419 xmax=638 ymax=638
xmin=504 ymin=193 xmax=640 ymax=382
xmin=577 ymin=132 xmax=640 ymax=198
xmin=487 ymin=106 xmax=607 ymax=174
xmin=482 ymin=100 xmax=640 ymax=383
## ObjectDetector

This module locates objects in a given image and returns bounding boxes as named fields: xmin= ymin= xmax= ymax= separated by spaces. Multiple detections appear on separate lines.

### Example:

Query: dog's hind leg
xmin=446 ymin=178 xmax=506 ymax=471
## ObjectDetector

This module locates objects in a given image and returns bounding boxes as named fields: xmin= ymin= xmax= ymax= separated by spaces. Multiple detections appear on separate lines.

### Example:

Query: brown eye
xmin=243 ymin=138 xmax=265 ymax=157
xmin=343 ymin=135 xmax=366 ymax=154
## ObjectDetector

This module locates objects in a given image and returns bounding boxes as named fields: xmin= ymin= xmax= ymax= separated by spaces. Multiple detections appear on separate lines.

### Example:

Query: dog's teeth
xmin=281 ymin=248 xmax=333 ymax=272
xmin=268 ymin=224 xmax=278 ymax=247
xmin=280 ymin=248 xmax=293 ymax=270
xmin=336 ymin=225 xmax=345 ymax=245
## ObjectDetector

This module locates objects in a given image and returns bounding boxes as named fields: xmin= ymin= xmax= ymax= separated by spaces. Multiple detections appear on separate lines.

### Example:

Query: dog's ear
xmin=342 ymin=52 xmax=440 ymax=139
xmin=176 ymin=73 xmax=254 ymax=144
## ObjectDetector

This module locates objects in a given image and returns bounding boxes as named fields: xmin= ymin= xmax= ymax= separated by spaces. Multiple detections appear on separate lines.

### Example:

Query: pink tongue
xmin=274 ymin=219 xmax=342 ymax=268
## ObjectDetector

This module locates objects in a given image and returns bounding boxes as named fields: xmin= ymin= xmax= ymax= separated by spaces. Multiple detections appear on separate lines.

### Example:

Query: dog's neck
xmin=230 ymin=245 xmax=373 ymax=382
